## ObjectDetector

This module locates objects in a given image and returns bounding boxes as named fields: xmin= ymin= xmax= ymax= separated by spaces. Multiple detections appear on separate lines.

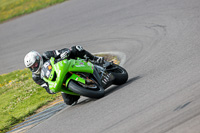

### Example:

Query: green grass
xmin=0 ymin=0 xmax=67 ymax=23
xmin=0 ymin=69 xmax=61 ymax=132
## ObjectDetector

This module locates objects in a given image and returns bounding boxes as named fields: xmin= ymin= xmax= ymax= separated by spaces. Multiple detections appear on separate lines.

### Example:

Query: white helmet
xmin=24 ymin=51 xmax=43 ymax=74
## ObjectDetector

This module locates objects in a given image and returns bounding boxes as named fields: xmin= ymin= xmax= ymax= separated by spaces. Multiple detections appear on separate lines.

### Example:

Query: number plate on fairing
xmin=41 ymin=60 xmax=53 ymax=79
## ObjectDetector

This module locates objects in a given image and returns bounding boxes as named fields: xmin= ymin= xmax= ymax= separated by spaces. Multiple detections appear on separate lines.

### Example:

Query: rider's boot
xmin=82 ymin=50 xmax=105 ymax=65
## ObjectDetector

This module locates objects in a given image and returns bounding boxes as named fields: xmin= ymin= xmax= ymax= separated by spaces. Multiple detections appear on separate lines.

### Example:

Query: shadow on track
xmin=105 ymin=76 xmax=141 ymax=96
xmin=77 ymin=98 xmax=96 ymax=105
xmin=76 ymin=76 xmax=141 ymax=105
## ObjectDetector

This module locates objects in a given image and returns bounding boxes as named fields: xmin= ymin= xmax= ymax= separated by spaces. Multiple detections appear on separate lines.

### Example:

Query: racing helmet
xmin=24 ymin=51 xmax=43 ymax=74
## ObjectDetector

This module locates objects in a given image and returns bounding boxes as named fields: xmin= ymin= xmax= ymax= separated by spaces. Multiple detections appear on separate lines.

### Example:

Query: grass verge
xmin=0 ymin=0 xmax=67 ymax=23
xmin=0 ymin=54 xmax=119 ymax=132
xmin=0 ymin=69 xmax=61 ymax=132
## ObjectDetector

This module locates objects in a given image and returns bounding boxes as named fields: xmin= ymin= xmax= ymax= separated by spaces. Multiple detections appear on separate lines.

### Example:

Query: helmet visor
xmin=29 ymin=58 xmax=40 ymax=73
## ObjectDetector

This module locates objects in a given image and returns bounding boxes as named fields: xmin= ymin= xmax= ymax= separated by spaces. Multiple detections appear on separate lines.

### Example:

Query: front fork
xmin=61 ymin=72 xmax=86 ymax=96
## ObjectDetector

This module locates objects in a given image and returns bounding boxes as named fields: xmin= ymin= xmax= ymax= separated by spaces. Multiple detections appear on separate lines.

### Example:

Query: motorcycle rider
xmin=24 ymin=45 xmax=104 ymax=105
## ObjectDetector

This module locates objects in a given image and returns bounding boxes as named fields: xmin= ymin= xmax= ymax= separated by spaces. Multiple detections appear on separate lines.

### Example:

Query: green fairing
xmin=43 ymin=57 xmax=94 ymax=95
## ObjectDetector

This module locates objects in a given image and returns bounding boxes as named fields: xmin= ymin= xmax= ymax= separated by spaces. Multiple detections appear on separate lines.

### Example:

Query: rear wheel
xmin=108 ymin=65 xmax=128 ymax=85
xmin=68 ymin=80 xmax=105 ymax=99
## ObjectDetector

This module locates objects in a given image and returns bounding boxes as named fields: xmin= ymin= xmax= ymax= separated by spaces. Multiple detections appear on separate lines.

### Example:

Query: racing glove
xmin=93 ymin=56 xmax=105 ymax=64
xmin=60 ymin=50 xmax=70 ymax=59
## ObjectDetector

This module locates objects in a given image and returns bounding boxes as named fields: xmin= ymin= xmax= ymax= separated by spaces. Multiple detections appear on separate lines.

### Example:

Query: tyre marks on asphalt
xmin=8 ymin=102 xmax=66 ymax=133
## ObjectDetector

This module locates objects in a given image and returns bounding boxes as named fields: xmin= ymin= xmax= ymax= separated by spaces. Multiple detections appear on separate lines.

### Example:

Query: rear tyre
xmin=109 ymin=65 xmax=128 ymax=85
xmin=68 ymin=80 xmax=105 ymax=99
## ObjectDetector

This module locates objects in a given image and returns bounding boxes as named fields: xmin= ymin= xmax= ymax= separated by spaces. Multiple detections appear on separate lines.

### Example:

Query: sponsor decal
xmin=75 ymin=64 xmax=85 ymax=67
xmin=44 ymin=62 xmax=50 ymax=68
xmin=101 ymin=73 xmax=111 ymax=85
xmin=102 ymin=80 xmax=106 ymax=85
xmin=46 ymin=71 xmax=50 ymax=78
xmin=60 ymin=62 xmax=63 ymax=66
xmin=41 ymin=70 xmax=44 ymax=78
xmin=48 ymin=65 xmax=52 ymax=70
xmin=54 ymin=83 xmax=57 ymax=88
xmin=58 ymin=70 xmax=61 ymax=77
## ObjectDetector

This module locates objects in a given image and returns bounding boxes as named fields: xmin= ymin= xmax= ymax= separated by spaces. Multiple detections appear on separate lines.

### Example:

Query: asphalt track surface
xmin=1 ymin=0 xmax=200 ymax=132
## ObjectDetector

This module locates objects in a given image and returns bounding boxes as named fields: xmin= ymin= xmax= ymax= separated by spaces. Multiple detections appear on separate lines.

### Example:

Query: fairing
xmin=42 ymin=57 xmax=94 ymax=94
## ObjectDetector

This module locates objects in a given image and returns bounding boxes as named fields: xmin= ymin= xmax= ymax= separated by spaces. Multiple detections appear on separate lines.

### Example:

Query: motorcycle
xmin=41 ymin=57 xmax=128 ymax=98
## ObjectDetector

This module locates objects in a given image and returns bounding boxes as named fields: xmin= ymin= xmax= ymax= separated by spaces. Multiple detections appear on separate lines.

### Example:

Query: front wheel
xmin=68 ymin=80 xmax=105 ymax=99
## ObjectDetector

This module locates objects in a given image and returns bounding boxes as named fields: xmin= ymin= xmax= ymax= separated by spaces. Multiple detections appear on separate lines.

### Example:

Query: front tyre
xmin=68 ymin=80 xmax=105 ymax=99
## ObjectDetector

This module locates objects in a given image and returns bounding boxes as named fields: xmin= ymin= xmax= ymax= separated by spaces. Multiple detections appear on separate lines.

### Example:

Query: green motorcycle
xmin=41 ymin=57 xmax=128 ymax=98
